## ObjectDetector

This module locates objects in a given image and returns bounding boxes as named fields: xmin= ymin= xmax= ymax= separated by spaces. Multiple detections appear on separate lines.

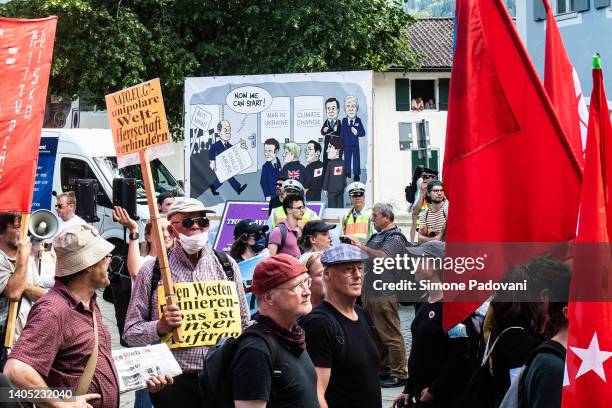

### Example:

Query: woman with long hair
xmin=229 ymin=219 xmax=268 ymax=262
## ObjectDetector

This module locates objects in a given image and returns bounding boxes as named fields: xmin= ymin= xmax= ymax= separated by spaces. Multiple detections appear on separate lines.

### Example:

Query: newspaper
xmin=112 ymin=344 xmax=183 ymax=393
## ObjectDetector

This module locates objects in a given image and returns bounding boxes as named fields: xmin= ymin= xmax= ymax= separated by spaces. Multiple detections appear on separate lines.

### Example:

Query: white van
xmin=37 ymin=128 xmax=184 ymax=252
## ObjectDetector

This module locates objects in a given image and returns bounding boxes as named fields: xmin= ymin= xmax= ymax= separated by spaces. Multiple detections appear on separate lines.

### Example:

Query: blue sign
xmin=31 ymin=137 xmax=58 ymax=212
xmin=238 ymin=251 xmax=270 ymax=317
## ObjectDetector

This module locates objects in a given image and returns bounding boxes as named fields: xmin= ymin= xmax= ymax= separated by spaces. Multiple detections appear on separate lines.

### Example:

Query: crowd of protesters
xmin=0 ymin=168 xmax=574 ymax=408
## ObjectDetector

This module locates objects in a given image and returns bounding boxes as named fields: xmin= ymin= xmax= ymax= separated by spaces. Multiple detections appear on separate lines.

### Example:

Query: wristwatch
xmin=129 ymin=232 xmax=139 ymax=241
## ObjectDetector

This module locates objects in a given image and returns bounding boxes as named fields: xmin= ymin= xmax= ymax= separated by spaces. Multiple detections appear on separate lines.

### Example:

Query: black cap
xmin=234 ymin=219 xmax=269 ymax=238
xmin=302 ymin=220 xmax=336 ymax=237
xmin=421 ymin=167 xmax=439 ymax=177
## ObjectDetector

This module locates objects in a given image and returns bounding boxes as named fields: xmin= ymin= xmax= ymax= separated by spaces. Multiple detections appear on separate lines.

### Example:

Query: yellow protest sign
xmin=105 ymin=78 xmax=170 ymax=156
xmin=157 ymin=281 xmax=242 ymax=349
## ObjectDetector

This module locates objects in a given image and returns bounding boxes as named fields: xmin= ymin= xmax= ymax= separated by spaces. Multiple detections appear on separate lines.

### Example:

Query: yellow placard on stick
xmin=158 ymin=281 xmax=242 ymax=349
xmin=105 ymin=78 xmax=171 ymax=163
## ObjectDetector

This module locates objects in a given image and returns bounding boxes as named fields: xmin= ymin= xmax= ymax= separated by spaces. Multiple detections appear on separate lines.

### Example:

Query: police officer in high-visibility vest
xmin=341 ymin=182 xmax=372 ymax=243
xmin=268 ymin=179 xmax=320 ymax=229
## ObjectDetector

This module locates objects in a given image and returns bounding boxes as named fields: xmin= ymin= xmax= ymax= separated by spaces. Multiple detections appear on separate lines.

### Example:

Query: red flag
xmin=562 ymin=56 xmax=612 ymax=407
xmin=543 ymin=0 xmax=588 ymax=168
xmin=442 ymin=0 xmax=582 ymax=329
xmin=0 ymin=17 xmax=57 ymax=212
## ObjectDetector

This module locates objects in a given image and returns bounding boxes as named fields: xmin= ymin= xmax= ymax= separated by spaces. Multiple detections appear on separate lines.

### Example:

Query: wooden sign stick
xmin=4 ymin=213 xmax=30 ymax=348
xmin=139 ymin=149 xmax=182 ymax=342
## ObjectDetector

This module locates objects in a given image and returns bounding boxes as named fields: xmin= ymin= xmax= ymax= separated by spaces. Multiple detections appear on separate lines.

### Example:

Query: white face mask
xmin=178 ymin=232 xmax=208 ymax=254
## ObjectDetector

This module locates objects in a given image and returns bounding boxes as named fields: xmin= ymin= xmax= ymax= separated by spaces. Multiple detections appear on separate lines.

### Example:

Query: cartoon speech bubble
xmin=226 ymin=86 xmax=272 ymax=114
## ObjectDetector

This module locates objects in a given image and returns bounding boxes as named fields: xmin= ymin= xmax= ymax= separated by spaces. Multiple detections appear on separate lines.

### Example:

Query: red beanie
xmin=251 ymin=254 xmax=308 ymax=295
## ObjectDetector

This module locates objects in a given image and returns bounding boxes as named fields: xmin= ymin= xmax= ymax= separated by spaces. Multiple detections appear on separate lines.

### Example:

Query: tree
xmin=0 ymin=0 xmax=417 ymax=137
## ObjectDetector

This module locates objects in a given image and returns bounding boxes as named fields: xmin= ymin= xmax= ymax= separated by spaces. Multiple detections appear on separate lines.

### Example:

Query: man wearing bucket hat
xmin=123 ymin=197 xmax=250 ymax=408
xmin=231 ymin=254 xmax=318 ymax=407
xmin=300 ymin=244 xmax=382 ymax=408
xmin=268 ymin=179 xmax=320 ymax=229
xmin=5 ymin=224 xmax=172 ymax=407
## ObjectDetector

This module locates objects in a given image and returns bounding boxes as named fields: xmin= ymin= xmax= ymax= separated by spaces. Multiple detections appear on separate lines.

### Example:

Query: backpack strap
xmin=241 ymin=324 xmax=283 ymax=379
xmin=482 ymin=326 xmax=526 ymax=368
xmin=277 ymin=223 xmax=287 ymax=251
xmin=517 ymin=340 xmax=566 ymax=408
xmin=213 ymin=249 xmax=235 ymax=281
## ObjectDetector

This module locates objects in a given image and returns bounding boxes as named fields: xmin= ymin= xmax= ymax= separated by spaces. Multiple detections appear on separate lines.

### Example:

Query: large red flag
xmin=442 ymin=0 xmax=582 ymax=329
xmin=543 ymin=0 xmax=588 ymax=168
xmin=562 ymin=56 xmax=612 ymax=407
xmin=0 ymin=17 xmax=57 ymax=212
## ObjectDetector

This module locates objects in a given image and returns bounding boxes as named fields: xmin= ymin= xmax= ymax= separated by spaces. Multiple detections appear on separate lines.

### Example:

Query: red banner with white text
xmin=0 ymin=16 xmax=57 ymax=212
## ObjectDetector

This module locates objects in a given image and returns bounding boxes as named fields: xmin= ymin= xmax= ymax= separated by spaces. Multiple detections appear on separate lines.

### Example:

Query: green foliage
xmin=0 ymin=0 xmax=417 ymax=139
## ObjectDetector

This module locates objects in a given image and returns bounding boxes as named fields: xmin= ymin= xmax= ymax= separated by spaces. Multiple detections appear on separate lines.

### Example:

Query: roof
xmin=404 ymin=17 xmax=454 ymax=72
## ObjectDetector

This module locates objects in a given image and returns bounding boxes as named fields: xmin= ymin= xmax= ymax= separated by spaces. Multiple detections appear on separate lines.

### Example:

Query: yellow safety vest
xmin=342 ymin=207 xmax=373 ymax=242
xmin=271 ymin=207 xmax=319 ymax=229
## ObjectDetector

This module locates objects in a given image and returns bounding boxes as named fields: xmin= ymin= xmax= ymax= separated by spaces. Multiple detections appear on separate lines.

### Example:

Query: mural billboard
xmin=184 ymin=71 xmax=373 ymax=217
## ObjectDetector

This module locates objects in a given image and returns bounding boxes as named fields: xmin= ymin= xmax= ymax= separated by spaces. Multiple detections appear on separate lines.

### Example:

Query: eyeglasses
xmin=276 ymin=277 xmax=312 ymax=294
xmin=291 ymin=206 xmax=306 ymax=211
xmin=172 ymin=216 xmax=209 ymax=229
xmin=55 ymin=203 xmax=64 ymax=209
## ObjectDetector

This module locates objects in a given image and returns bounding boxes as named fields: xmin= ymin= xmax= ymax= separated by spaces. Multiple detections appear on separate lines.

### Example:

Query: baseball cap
xmin=302 ymin=220 xmax=336 ymax=237
xmin=234 ymin=219 xmax=269 ymax=238
xmin=54 ymin=224 xmax=115 ymax=277
xmin=406 ymin=240 xmax=445 ymax=259
xmin=320 ymin=243 xmax=369 ymax=266
xmin=421 ymin=167 xmax=439 ymax=178
xmin=282 ymin=179 xmax=304 ymax=193
xmin=251 ymin=254 xmax=308 ymax=295
xmin=167 ymin=197 xmax=215 ymax=220
xmin=347 ymin=182 xmax=366 ymax=196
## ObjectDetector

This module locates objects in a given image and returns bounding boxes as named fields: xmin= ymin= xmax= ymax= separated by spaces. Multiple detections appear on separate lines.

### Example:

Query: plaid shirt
xmin=9 ymin=281 xmax=119 ymax=408
xmin=123 ymin=244 xmax=250 ymax=373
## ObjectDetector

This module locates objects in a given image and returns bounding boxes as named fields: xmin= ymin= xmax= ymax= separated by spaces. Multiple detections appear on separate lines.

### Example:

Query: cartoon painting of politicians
xmin=209 ymin=119 xmax=248 ymax=195
xmin=281 ymin=142 xmax=309 ymax=186
xmin=340 ymin=95 xmax=365 ymax=182
xmin=304 ymin=140 xmax=324 ymax=201
xmin=320 ymin=97 xmax=343 ymax=167
xmin=323 ymin=137 xmax=346 ymax=208
xmin=260 ymin=138 xmax=282 ymax=201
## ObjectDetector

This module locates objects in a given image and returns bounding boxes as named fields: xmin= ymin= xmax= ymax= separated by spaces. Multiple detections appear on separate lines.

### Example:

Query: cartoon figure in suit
xmin=208 ymin=119 xmax=247 ymax=195
xmin=320 ymin=97 xmax=343 ymax=166
xmin=304 ymin=140 xmax=324 ymax=201
xmin=323 ymin=137 xmax=346 ymax=208
xmin=281 ymin=142 xmax=309 ymax=187
xmin=260 ymin=138 xmax=282 ymax=201
xmin=340 ymin=95 xmax=365 ymax=181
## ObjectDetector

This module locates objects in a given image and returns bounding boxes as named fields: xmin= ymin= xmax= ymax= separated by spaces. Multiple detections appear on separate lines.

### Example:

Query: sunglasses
xmin=351 ymin=193 xmax=364 ymax=197
xmin=172 ymin=216 xmax=210 ymax=229
xmin=55 ymin=203 xmax=64 ymax=209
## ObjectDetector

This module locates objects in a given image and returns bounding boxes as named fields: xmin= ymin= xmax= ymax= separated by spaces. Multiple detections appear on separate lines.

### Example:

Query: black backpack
xmin=264 ymin=222 xmax=288 ymax=252
xmin=109 ymin=248 xmax=235 ymax=345
xmin=199 ymin=323 xmax=283 ymax=408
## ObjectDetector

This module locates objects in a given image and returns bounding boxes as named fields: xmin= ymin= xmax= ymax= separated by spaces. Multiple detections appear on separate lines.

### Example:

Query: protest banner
xmin=157 ymin=281 xmax=242 ymax=349
xmin=0 ymin=16 xmax=57 ymax=347
xmin=214 ymin=143 xmax=253 ymax=183
xmin=112 ymin=344 xmax=182 ymax=393
xmin=106 ymin=79 xmax=182 ymax=341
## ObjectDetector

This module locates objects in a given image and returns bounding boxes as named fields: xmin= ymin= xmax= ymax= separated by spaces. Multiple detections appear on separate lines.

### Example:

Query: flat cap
xmin=406 ymin=240 xmax=445 ymax=259
xmin=320 ymin=243 xmax=368 ymax=266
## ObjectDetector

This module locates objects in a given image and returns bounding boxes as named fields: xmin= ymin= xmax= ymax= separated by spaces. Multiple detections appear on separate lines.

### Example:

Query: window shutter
xmin=395 ymin=78 xmax=411 ymax=111
xmin=438 ymin=79 xmax=450 ymax=111
xmin=534 ymin=0 xmax=547 ymax=20
xmin=595 ymin=0 xmax=610 ymax=9
xmin=574 ymin=0 xmax=590 ymax=12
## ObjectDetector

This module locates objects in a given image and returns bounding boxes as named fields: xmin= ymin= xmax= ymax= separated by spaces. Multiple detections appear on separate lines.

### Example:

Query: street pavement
xmin=98 ymin=290 xmax=415 ymax=408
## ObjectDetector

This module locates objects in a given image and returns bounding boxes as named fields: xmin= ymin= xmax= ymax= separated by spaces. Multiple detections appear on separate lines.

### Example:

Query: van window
xmin=60 ymin=158 xmax=113 ymax=208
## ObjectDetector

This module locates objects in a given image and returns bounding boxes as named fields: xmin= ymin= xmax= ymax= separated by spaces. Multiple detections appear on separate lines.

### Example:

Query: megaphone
xmin=29 ymin=210 xmax=60 ymax=240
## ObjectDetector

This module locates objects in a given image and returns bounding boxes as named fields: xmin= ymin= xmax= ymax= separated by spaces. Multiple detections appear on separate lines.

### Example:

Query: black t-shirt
xmin=300 ymin=301 xmax=382 ymax=408
xmin=407 ymin=300 xmax=471 ymax=403
xmin=231 ymin=328 xmax=318 ymax=408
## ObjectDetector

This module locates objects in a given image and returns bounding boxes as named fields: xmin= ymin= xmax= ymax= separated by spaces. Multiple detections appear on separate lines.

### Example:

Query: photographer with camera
xmin=417 ymin=180 xmax=448 ymax=244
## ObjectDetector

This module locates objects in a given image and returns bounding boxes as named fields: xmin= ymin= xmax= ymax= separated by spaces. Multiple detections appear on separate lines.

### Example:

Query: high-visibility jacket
xmin=268 ymin=206 xmax=319 ymax=229
xmin=341 ymin=207 xmax=373 ymax=242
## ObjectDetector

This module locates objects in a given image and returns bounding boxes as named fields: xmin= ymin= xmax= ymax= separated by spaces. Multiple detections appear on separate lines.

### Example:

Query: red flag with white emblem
xmin=562 ymin=56 xmax=612 ymax=407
